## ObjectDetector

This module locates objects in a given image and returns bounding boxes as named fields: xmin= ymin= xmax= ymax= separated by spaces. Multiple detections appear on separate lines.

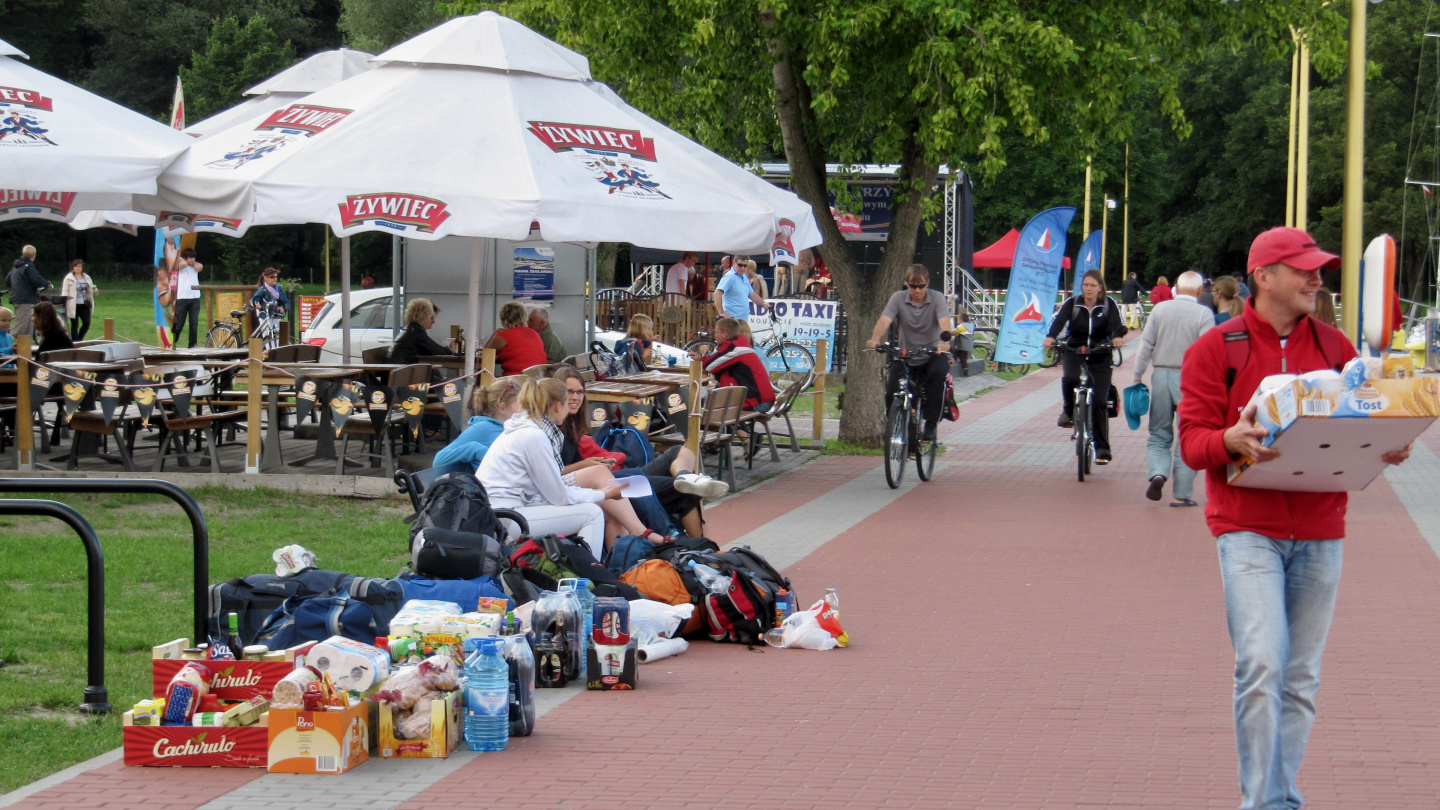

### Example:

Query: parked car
xmin=301 ymin=287 xmax=688 ymax=366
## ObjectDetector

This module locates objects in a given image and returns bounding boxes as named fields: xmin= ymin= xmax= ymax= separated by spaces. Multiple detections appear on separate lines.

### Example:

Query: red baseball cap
xmin=1247 ymin=227 xmax=1340 ymax=273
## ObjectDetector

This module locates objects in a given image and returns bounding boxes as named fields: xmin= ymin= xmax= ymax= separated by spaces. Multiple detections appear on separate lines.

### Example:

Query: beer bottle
xmin=224 ymin=612 xmax=244 ymax=660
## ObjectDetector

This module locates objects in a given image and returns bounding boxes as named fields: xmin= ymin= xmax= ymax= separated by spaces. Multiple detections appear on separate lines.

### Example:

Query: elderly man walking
xmin=1131 ymin=270 xmax=1212 ymax=506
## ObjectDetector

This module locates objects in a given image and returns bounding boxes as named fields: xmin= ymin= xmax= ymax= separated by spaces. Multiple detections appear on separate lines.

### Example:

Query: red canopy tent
xmin=972 ymin=228 xmax=1072 ymax=269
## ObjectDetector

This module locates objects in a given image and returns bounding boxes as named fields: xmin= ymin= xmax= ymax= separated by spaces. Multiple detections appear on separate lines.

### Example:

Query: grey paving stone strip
xmin=946 ymin=379 xmax=1060 ymax=445
xmin=1383 ymin=439 xmax=1440 ymax=562
xmin=195 ymin=460 xmax=955 ymax=810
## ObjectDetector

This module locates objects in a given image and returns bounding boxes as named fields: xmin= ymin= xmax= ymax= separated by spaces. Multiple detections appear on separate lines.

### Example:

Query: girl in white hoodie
xmin=479 ymin=378 xmax=655 ymax=557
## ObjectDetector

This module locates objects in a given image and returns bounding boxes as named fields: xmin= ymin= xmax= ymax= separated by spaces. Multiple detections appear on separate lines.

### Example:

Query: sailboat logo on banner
xmin=1034 ymin=229 xmax=1055 ymax=252
xmin=1013 ymin=292 xmax=1046 ymax=323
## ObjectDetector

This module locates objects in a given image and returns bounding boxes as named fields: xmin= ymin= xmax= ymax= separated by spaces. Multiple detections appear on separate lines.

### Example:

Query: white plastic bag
xmin=627 ymin=599 xmax=693 ymax=639
xmin=763 ymin=606 xmax=838 ymax=651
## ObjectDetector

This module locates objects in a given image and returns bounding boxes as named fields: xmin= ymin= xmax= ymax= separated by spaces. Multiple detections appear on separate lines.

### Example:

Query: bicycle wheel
xmin=1074 ymin=397 xmax=1089 ymax=482
xmin=206 ymin=323 xmax=241 ymax=349
xmin=915 ymin=408 xmax=937 ymax=481
xmin=683 ymin=336 xmax=717 ymax=357
xmin=1039 ymin=346 xmax=1061 ymax=368
xmin=884 ymin=398 xmax=908 ymax=489
xmin=766 ymin=340 xmax=815 ymax=389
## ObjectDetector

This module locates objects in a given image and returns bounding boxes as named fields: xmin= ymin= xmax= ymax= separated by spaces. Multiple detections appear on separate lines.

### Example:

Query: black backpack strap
xmin=1220 ymin=319 xmax=1250 ymax=392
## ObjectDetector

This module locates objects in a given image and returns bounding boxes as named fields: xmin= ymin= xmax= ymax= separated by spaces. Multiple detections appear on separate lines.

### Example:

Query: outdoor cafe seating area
xmin=0 ymin=333 xmax=822 ymax=484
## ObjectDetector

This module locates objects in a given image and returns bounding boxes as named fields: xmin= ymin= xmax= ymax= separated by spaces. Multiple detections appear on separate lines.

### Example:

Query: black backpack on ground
xmin=206 ymin=568 xmax=353 ymax=646
xmin=411 ymin=527 xmax=509 ymax=580
xmin=670 ymin=545 xmax=790 ymax=646
xmin=406 ymin=472 xmax=504 ymax=543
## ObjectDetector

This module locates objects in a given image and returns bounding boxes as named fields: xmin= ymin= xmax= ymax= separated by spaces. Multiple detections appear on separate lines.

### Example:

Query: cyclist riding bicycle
xmin=1044 ymin=268 xmax=1128 ymax=464
xmin=866 ymin=264 xmax=953 ymax=445
xmin=249 ymin=267 xmax=289 ymax=349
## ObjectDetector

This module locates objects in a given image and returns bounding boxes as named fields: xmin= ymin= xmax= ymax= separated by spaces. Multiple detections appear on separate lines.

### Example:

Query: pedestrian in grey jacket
xmin=1131 ymin=270 xmax=1214 ymax=506
xmin=8 ymin=245 xmax=52 ymax=338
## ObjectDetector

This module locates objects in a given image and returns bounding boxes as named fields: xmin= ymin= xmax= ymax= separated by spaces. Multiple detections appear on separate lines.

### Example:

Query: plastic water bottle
xmin=464 ymin=637 xmax=509 ymax=752
xmin=501 ymin=634 xmax=535 ymax=737
xmin=688 ymin=560 xmax=730 ymax=594
xmin=573 ymin=578 xmax=595 ymax=681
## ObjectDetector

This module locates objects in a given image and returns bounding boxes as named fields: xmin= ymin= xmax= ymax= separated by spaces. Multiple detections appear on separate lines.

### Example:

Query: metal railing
xmin=0 ymin=479 xmax=211 ymax=645
xmin=0 ymin=498 xmax=110 ymax=713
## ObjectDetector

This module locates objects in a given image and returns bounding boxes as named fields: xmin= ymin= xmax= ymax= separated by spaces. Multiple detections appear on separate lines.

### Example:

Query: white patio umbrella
xmin=0 ymin=38 xmax=194 ymax=200
xmin=141 ymin=12 xmax=821 ymax=373
xmin=185 ymin=48 xmax=374 ymax=139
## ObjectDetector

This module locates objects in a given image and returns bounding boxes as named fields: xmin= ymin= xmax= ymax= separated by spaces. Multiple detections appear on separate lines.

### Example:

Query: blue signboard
xmin=995 ymin=207 xmax=1076 ymax=365
xmin=1072 ymin=230 xmax=1102 ymax=297
xmin=513 ymin=247 xmax=555 ymax=301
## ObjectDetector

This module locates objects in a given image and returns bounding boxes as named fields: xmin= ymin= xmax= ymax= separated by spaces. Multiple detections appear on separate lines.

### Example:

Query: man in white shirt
xmin=665 ymin=252 xmax=698 ymax=299
xmin=1132 ymin=270 xmax=1213 ymax=505
xmin=171 ymin=248 xmax=204 ymax=348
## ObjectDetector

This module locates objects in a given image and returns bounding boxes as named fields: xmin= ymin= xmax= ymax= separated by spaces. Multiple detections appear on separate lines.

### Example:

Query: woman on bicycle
xmin=865 ymin=264 xmax=953 ymax=444
xmin=1044 ymin=269 xmax=1127 ymax=464
xmin=250 ymin=268 xmax=289 ymax=320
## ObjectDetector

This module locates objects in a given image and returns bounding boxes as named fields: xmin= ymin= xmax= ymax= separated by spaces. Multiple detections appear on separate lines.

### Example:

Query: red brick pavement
xmin=18 ymin=366 xmax=1440 ymax=809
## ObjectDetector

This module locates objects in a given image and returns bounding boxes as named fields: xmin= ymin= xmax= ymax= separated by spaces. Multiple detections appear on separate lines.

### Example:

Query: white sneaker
xmin=675 ymin=473 xmax=729 ymax=499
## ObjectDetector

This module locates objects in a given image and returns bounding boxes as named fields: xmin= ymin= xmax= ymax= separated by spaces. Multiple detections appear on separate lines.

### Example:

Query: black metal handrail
xmin=0 ymin=499 xmax=110 ymax=713
xmin=0 ymin=479 xmax=209 ymax=643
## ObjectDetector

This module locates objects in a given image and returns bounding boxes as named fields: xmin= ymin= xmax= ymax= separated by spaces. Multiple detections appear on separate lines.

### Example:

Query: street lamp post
xmin=1099 ymin=197 xmax=1117 ymax=283
xmin=1340 ymin=0 xmax=1369 ymax=342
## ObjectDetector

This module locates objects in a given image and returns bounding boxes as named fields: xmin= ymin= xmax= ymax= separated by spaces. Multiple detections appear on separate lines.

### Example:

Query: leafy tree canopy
xmin=180 ymin=14 xmax=295 ymax=122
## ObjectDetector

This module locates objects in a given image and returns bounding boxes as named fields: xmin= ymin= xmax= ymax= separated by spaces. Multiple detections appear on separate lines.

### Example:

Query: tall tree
xmin=181 ymin=15 xmax=295 ymax=122
xmin=338 ymin=0 xmax=443 ymax=53
xmin=449 ymin=0 xmax=1346 ymax=445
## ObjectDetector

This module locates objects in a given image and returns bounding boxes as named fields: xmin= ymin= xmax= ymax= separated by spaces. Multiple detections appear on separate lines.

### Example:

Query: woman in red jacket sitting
xmin=484 ymin=301 xmax=548 ymax=375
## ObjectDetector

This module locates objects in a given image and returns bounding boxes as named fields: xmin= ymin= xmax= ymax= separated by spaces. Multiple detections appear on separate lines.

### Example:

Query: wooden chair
xmin=66 ymin=381 xmax=143 ymax=471
xmin=744 ymin=369 xmax=815 ymax=467
xmin=394 ymin=463 xmax=530 ymax=539
xmin=670 ymin=385 xmax=744 ymax=487
xmin=362 ymin=346 xmax=391 ymax=364
xmin=292 ymin=344 xmax=321 ymax=363
xmin=151 ymin=376 xmax=249 ymax=473
xmin=336 ymin=363 xmax=430 ymax=477
xmin=648 ymin=383 xmax=697 ymax=447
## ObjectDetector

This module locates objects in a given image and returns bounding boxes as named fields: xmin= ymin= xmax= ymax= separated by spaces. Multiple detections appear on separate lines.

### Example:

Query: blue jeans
xmin=1146 ymin=368 xmax=1197 ymax=499
xmin=1217 ymin=532 xmax=1343 ymax=810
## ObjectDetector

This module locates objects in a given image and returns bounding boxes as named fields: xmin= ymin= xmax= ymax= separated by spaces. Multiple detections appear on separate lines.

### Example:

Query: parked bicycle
xmin=206 ymin=306 xmax=282 ymax=351
xmin=684 ymin=312 xmax=815 ymax=387
xmin=1056 ymin=341 xmax=1121 ymax=481
xmin=874 ymin=335 xmax=949 ymax=489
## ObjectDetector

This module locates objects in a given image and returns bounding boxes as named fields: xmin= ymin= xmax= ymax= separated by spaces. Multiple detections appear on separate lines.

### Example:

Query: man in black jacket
xmin=8 ymin=245 xmax=51 ymax=337
xmin=1121 ymin=271 xmax=1143 ymax=305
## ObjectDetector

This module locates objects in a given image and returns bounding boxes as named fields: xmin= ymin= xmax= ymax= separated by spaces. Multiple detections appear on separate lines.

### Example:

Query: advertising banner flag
xmin=1072 ymin=230 xmax=1102 ymax=297
xmin=995 ymin=206 xmax=1075 ymax=365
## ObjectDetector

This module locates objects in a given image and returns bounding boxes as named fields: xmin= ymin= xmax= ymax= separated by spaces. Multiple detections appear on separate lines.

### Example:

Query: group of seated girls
xmin=438 ymin=371 xmax=730 ymax=558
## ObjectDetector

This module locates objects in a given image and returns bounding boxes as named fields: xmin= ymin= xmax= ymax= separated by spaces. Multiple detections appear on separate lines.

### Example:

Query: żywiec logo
xmin=0 ymin=109 xmax=55 ymax=147
xmin=527 ymin=121 xmax=670 ymax=200
xmin=194 ymin=215 xmax=244 ymax=232
xmin=527 ymin=122 xmax=657 ymax=161
xmin=771 ymin=218 xmax=798 ymax=264
xmin=0 ymin=190 xmax=75 ymax=217
xmin=258 ymin=105 xmax=352 ymax=137
xmin=339 ymin=193 xmax=451 ymax=234
xmin=208 ymin=105 xmax=352 ymax=170
xmin=0 ymin=87 xmax=54 ymax=111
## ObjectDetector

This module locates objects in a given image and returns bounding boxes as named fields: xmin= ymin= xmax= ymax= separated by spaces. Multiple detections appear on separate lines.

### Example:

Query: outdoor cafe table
xmin=605 ymin=371 xmax=711 ymax=387
xmin=39 ymin=361 xmax=136 ymax=465
xmin=141 ymin=347 xmax=250 ymax=363
xmin=583 ymin=380 xmax=673 ymax=404
xmin=232 ymin=365 xmax=371 ymax=471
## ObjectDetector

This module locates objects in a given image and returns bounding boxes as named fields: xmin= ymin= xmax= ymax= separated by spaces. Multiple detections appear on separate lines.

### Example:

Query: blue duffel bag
xmin=399 ymin=573 xmax=513 ymax=612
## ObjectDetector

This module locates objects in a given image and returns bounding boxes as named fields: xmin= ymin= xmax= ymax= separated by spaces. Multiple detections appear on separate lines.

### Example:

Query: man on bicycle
xmin=865 ymin=264 xmax=953 ymax=444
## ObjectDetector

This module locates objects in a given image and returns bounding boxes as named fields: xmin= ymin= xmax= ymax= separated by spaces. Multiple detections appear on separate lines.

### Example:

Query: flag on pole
xmin=1073 ymin=230 xmax=1103 ymax=297
xmin=995 ymin=207 xmax=1076 ymax=365
xmin=168 ymin=76 xmax=185 ymax=130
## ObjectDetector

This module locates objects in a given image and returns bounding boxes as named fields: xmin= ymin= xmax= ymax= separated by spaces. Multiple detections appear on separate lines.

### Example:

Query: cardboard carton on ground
xmin=267 ymin=701 xmax=373 ymax=774
xmin=377 ymin=691 xmax=462 ymax=758
xmin=586 ymin=642 xmax=638 ymax=691
xmin=123 ymin=724 xmax=269 ymax=768
xmin=1229 ymin=375 xmax=1439 ymax=492
xmin=151 ymin=639 xmax=313 ymax=702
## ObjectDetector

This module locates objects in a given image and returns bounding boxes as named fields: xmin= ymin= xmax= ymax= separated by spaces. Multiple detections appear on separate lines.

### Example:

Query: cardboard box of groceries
xmin=123 ymin=724 xmax=269 ymax=768
xmin=377 ymin=691 xmax=462 ymax=758
xmin=267 ymin=701 xmax=373 ymax=774
xmin=1228 ymin=364 xmax=1438 ymax=492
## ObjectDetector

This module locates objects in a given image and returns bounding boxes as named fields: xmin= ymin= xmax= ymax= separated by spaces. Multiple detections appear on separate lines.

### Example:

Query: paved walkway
xmin=11 ymin=360 xmax=1440 ymax=809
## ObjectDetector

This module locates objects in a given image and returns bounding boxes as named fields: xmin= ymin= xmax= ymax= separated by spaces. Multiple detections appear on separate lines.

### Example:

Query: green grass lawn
xmin=0 ymin=487 xmax=409 ymax=793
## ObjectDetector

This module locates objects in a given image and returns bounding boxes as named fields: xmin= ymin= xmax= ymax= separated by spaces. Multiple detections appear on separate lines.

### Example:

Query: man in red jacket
xmin=1178 ymin=227 xmax=1411 ymax=810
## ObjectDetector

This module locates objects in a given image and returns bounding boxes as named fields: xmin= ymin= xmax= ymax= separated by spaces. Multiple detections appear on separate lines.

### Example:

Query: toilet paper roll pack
xmin=308 ymin=636 xmax=392 ymax=692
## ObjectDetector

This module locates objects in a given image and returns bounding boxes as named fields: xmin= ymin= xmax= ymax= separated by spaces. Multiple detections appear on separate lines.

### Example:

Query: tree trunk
xmin=596 ymin=242 xmax=619 ymax=288
xmin=765 ymin=14 xmax=938 ymax=447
